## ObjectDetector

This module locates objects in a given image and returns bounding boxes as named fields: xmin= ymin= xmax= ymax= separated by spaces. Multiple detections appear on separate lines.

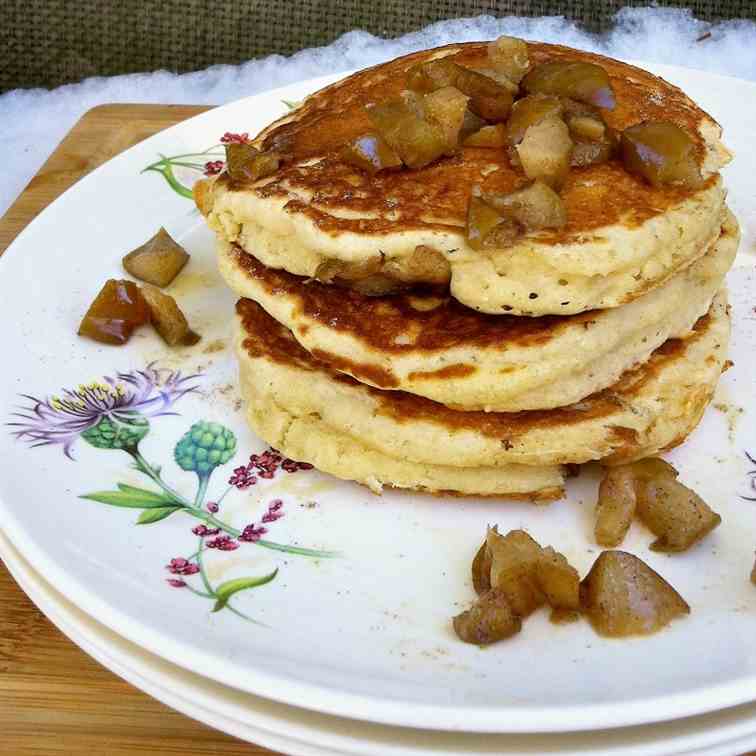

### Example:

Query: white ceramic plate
xmin=1 ymin=62 xmax=756 ymax=735
xmin=6 ymin=526 xmax=756 ymax=756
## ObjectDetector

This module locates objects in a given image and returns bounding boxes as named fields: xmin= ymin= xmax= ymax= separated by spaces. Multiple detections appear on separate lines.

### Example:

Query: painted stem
xmin=183 ymin=584 xmax=215 ymax=600
xmin=196 ymin=538 xmax=215 ymax=596
xmin=194 ymin=474 xmax=210 ymax=509
xmin=128 ymin=449 xmax=338 ymax=558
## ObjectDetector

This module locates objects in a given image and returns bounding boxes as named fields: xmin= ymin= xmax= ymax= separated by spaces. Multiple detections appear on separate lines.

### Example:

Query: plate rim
xmin=7 ymin=526 xmax=756 ymax=756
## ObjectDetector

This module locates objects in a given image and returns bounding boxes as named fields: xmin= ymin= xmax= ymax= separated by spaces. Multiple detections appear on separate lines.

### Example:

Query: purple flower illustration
xmin=8 ymin=364 xmax=199 ymax=458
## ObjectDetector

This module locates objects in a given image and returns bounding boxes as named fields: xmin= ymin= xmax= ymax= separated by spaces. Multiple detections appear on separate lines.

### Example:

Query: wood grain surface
xmin=0 ymin=103 xmax=279 ymax=756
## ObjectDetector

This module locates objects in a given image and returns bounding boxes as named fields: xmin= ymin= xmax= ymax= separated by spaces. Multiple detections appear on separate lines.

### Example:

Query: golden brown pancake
xmin=202 ymin=41 xmax=730 ymax=316
xmin=235 ymin=291 xmax=730 ymax=473
xmin=219 ymin=209 xmax=737 ymax=411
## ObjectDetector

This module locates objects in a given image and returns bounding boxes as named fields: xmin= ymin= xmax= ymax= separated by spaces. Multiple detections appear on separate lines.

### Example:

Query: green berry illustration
xmin=81 ymin=413 xmax=150 ymax=451
xmin=174 ymin=421 xmax=236 ymax=477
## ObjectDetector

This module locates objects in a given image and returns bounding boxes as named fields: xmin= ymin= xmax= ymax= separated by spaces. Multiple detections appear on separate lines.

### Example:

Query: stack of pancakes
xmin=198 ymin=41 xmax=738 ymax=501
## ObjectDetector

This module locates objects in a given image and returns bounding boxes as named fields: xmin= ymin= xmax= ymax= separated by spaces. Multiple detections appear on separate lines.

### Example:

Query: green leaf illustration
xmin=81 ymin=488 xmax=177 ymax=509
xmin=212 ymin=568 xmax=278 ymax=613
xmin=143 ymin=160 xmax=194 ymax=199
xmin=116 ymin=483 xmax=172 ymax=504
xmin=136 ymin=506 xmax=182 ymax=524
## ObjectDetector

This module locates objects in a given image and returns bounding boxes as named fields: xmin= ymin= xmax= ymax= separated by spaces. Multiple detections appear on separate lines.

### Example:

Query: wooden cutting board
xmin=0 ymin=104 xmax=279 ymax=756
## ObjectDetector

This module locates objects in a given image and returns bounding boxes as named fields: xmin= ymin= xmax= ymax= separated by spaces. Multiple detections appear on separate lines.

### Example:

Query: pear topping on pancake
xmin=504 ymin=93 xmax=564 ymax=146
xmin=365 ymin=92 xmax=449 ymax=168
xmin=467 ymin=180 xmax=566 ymax=249
xmin=621 ymin=120 xmax=703 ymax=188
xmin=340 ymin=132 xmax=402 ymax=174
xmin=422 ymin=85 xmax=470 ymax=152
xmin=482 ymin=181 xmax=567 ymax=231
xmin=407 ymin=57 xmax=514 ymax=122
xmin=516 ymin=115 xmax=573 ymax=188
xmin=466 ymin=194 xmax=520 ymax=250
xmin=462 ymin=122 xmax=507 ymax=147
xmin=225 ymin=142 xmax=280 ymax=184
xmin=486 ymin=35 xmax=530 ymax=85
xmin=522 ymin=60 xmax=616 ymax=109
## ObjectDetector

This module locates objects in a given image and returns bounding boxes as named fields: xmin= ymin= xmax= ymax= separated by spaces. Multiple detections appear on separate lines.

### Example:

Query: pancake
xmin=202 ymin=41 xmax=731 ymax=316
xmin=235 ymin=291 xmax=729 ymax=472
xmin=245 ymin=400 xmax=564 ymax=500
xmin=220 ymin=209 xmax=737 ymax=412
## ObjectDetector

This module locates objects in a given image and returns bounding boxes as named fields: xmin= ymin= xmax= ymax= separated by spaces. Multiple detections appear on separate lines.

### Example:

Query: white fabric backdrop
xmin=1 ymin=7 xmax=755 ymax=218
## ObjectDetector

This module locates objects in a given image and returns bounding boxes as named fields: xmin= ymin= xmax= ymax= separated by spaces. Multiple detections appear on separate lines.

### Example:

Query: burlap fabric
xmin=1 ymin=0 xmax=753 ymax=91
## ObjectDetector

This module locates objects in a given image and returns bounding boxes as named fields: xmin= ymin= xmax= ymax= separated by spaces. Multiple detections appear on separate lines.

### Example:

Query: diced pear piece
xmin=487 ymin=35 xmax=530 ymax=84
xmin=122 ymin=227 xmax=189 ymax=287
xmin=523 ymin=61 xmax=616 ymax=109
xmin=580 ymin=551 xmax=690 ymax=637
xmin=453 ymin=587 xmax=522 ymax=645
xmin=140 ymin=284 xmax=200 ymax=347
xmin=595 ymin=466 xmax=638 ymax=547
xmin=516 ymin=116 xmax=573 ymax=189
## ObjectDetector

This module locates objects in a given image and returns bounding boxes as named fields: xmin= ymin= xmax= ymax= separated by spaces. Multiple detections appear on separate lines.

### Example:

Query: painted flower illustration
xmin=9 ymin=364 xmax=198 ymax=458
xmin=8 ymin=363 xmax=337 ymax=622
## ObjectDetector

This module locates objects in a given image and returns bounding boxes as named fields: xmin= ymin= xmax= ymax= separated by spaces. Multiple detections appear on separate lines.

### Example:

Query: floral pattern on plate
xmin=8 ymin=364 xmax=336 ymax=622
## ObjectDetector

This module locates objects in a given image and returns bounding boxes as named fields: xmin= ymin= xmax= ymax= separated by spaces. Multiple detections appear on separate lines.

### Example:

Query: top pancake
xmin=202 ymin=41 xmax=730 ymax=316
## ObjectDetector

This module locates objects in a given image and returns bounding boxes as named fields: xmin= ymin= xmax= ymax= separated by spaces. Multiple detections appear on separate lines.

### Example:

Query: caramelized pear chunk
xmin=487 ymin=528 xmax=545 ymax=617
xmin=580 ymin=551 xmax=689 ymax=637
xmin=225 ymin=142 xmax=280 ymax=183
xmin=635 ymin=476 xmax=721 ymax=552
xmin=78 ymin=279 xmax=150 ymax=345
xmin=407 ymin=58 xmax=458 ymax=91
xmin=471 ymin=536 xmax=493 ymax=594
xmin=366 ymin=96 xmax=447 ymax=168
xmin=516 ymin=116 xmax=573 ymax=188
xmin=463 ymin=123 xmax=507 ymax=147
xmin=466 ymin=195 xmax=519 ymax=250
xmin=423 ymin=86 xmax=470 ymax=152
xmin=571 ymin=138 xmax=615 ymax=168
xmin=349 ymin=276 xmax=409 ymax=296
xmin=483 ymin=180 xmax=567 ymax=231
xmin=751 ymin=555 xmax=756 ymax=585
xmin=487 ymin=35 xmax=530 ymax=84
xmin=460 ymin=109 xmax=487 ymax=142
xmin=630 ymin=457 xmax=679 ymax=482
xmin=536 ymin=546 xmax=581 ymax=612
xmin=594 ymin=458 xmax=719 ymax=552
xmin=595 ymin=466 xmax=637 ymax=547
xmin=621 ymin=121 xmax=702 ymax=188
xmin=340 ymin=132 xmax=402 ymax=174
xmin=471 ymin=68 xmax=519 ymax=94
xmin=140 ymin=284 xmax=200 ymax=347
xmin=569 ymin=115 xmax=606 ymax=141
xmin=193 ymin=177 xmax=214 ymax=217
xmin=523 ymin=61 xmax=616 ymax=109
xmin=453 ymin=587 xmax=522 ymax=645
xmin=122 ymin=227 xmax=189 ymax=287
xmin=505 ymin=94 xmax=563 ymax=146
xmin=407 ymin=59 xmax=513 ymax=122
xmin=559 ymin=99 xmax=615 ymax=167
